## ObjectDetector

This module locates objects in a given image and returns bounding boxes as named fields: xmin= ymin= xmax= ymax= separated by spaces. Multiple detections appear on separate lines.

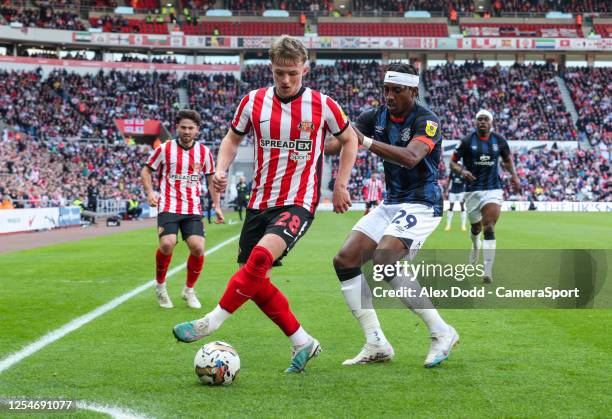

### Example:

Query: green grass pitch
xmin=0 ymin=212 xmax=610 ymax=418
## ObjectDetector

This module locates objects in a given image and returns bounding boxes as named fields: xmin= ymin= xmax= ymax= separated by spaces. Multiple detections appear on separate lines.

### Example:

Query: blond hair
xmin=268 ymin=35 xmax=308 ymax=65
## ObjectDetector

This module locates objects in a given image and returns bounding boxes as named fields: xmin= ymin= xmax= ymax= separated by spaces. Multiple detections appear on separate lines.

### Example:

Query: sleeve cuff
xmin=413 ymin=136 xmax=435 ymax=153
xmin=144 ymin=164 xmax=155 ymax=171
xmin=333 ymin=121 xmax=350 ymax=137
xmin=231 ymin=124 xmax=246 ymax=136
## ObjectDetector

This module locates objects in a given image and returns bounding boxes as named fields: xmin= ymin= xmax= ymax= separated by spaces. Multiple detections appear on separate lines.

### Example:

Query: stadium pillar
xmin=446 ymin=53 xmax=455 ymax=64
xmin=418 ymin=54 xmax=427 ymax=71
xmin=309 ymin=50 xmax=317 ymax=63
xmin=586 ymin=53 xmax=595 ymax=67
xmin=382 ymin=51 xmax=390 ymax=65
xmin=559 ymin=55 xmax=566 ymax=72
xmin=516 ymin=53 xmax=525 ymax=64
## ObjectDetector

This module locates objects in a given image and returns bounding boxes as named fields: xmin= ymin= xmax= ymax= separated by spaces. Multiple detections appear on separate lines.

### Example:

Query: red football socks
xmin=186 ymin=254 xmax=204 ymax=288
xmin=155 ymin=249 xmax=172 ymax=284
xmin=218 ymin=246 xmax=274 ymax=313
xmin=252 ymin=278 xmax=300 ymax=336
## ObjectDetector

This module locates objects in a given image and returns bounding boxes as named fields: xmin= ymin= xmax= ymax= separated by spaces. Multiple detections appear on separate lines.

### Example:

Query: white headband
xmin=384 ymin=71 xmax=420 ymax=87
xmin=475 ymin=109 xmax=493 ymax=121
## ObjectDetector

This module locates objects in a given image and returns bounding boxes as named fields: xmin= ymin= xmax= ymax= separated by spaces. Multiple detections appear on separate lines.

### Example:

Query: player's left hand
xmin=511 ymin=176 xmax=521 ymax=193
xmin=333 ymin=183 xmax=352 ymax=213
xmin=214 ymin=205 xmax=224 ymax=223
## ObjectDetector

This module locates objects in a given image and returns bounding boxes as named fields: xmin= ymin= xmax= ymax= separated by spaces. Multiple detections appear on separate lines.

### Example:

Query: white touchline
xmin=77 ymin=401 xmax=149 ymax=419
xmin=0 ymin=234 xmax=239 ymax=375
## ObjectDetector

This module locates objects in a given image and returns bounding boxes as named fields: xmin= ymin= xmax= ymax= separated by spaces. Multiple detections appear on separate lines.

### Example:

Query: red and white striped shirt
xmin=231 ymin=86 xmax=349 ymax=213
xmin=365 ymin=178 xmax=383 ymax=202
xmin=146 ymin=140 xmax=215 ymax=215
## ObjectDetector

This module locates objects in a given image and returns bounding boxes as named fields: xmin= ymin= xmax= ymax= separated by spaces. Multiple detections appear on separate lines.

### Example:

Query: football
xmin=194 ymin=341 xmax=241 ymax=386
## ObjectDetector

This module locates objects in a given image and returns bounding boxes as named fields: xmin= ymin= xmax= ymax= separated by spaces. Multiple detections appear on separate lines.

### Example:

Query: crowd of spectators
xmin=334 ymin=146 xmax=610 ymax=203
xmin=563 ymin=66 xmax=611 ymax=147
xmin=0 ymin=5 xmax=85 ymax=30
xmin=208 ymin=0 xmax=610 ymax=14
xmin=0 ymin=61 xmax=609 ymax=207
xmin=490 ymin=0 xmax=610 ymax=15
xmin=0 ymin=68 xmax=180 ymax=142
xmin=90 ymin=14 xmax=138 ymax=32
xmin=119 ymin=55 xmax=180 ymax=63
xmin=183 ymin=72 xmax=240 ymax=146
xmin=424 ymin=61 xmax=576 ymax=142
xmin=507 ymin=147 xmax=609 ymax=201
xmin=0 ymin=136 xmax=152 ymax=209
xmin=17 ymin=50 xmax=102 ymax=61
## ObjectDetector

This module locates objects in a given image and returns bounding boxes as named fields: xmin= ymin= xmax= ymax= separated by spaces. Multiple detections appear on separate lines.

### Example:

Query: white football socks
xmin=289 ymin=326 xmax=311 ymax=347
xmin=340 ymin=274 xmax=389 ymax=347
xmin=156 ymin=283 xmax=166 ymax=291
xmin=461 ymin=211 xmax=467 ymax=229
xmin=471 ymin=232 xmax=481 ymax=249
xmin=205 ymin=304 xmax=231 ymax=333
xmin=446 ymin=210 xmax=454 ymax=228
xmin=482 ymin=239 xmax=497 ymax=277
xmin=388 ymin=275 xmax=448 ymax=335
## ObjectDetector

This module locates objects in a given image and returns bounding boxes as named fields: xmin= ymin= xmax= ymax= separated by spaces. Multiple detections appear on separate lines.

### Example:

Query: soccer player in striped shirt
xmin=142 ymin=109 xmax=223 ymax=309
xmin=364 ymin=172 xmax=383 ymax=215
xmin=173 ymin=36 xmax=358 ymax=373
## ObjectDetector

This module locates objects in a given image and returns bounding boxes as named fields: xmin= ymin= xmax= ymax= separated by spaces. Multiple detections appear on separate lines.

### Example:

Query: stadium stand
xmin=90 ymin=15 xmax=169 ymax=33
xmin=593 ymin=23 xmax=612 ymax=38
xmin=181 ymin=20 xmax=304 ymax=36
xmin=461 ymin=23 xmax=583 ymax=38
xmin=0 ymin=6 xmax=85 ymax=30
xmin=0 ymin=138 xmax=152 ymax=209
xmin=563 ymin=67 xmax=611 ymax=146
xmin=318 ymin=21 xmax=448 ymax=37
xmin=424 ymin=61 xmax=576 ymax=142
xmin=184 ymin=72 xmax=240 ymax=146
xmin=0 ymin=69 xmax=180 ymax=142
xmin=508 ymin=147 xmax=610 ymax=201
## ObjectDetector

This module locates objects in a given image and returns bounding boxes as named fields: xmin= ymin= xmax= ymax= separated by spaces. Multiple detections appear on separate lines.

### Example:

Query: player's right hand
xmin=212 ymin=172 xmax=227 ymax=193
xmin=461 ymin=169 xmax=476 ymax=182
xmin=333 ymin=184 xmax=352 ymax=214
xmin=147 ymin=192 xmax=158 ymax=207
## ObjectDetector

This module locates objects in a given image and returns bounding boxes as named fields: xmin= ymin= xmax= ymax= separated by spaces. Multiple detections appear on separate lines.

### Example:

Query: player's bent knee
xmin=159 ymin=238 xmax=176 ymax=254
xmin=333 ymin=248 xmax=360 ymax=270
xmin=248 ymin=246 xmax=274 ymax=269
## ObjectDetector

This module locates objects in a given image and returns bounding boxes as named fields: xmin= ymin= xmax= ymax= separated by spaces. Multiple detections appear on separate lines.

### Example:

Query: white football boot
xmin=181 ymin=287 xmax=202 ymax=309
xmin=342 ymin=343 xmax=395 ymax=365
xmin=424 ymin=325 xmax=460 ymax=368
xmin=156 ymin=286 xmax=174 ymax=309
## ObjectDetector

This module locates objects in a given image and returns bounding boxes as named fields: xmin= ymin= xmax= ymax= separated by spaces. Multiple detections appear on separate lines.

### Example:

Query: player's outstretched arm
xmin=141 ymin=166 xmax=157 ymax=207
xmin=213 ymin=129 xmax=244 ymax=193
xmin=332 ymin=125 xmax=358 ymax=213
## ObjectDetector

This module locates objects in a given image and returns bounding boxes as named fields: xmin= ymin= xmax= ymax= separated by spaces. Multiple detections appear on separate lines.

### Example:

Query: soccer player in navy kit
xmin=450 ymin=109 xmax=520 ymax=283
xmin=326 ymin=63 xmax=459 ymax=368
xmin=444 ymin=169 xmax=467 ymax=231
